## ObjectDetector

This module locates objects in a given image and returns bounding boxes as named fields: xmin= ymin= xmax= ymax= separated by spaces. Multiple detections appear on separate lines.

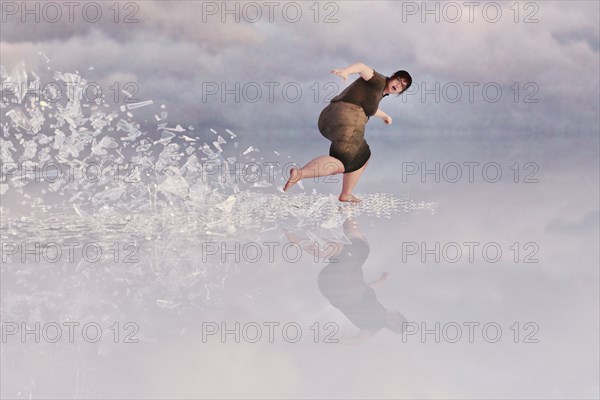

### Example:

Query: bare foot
xmin=283 ymin=168 xmax=301 ymax=192
xmin=338 ymin=193 xmax=361 ymax=203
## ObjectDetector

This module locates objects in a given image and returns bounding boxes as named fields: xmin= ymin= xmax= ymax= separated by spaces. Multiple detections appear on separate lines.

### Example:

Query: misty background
xmin=1 ymin=0 xmax=598 ymax=140
xmin=1 ymin=1 xmax=599 ymax=399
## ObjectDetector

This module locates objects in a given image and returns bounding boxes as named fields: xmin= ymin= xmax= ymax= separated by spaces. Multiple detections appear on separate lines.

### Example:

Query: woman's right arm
xmin=331 ymin=62 xmax=374 ymax=81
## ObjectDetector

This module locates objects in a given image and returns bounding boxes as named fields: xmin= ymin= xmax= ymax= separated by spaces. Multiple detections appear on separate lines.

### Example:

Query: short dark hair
xmin=391 ymin=70 xmax=412 ymax=96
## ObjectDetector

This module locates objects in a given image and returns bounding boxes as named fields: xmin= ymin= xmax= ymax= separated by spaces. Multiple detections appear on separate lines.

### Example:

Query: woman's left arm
xmin=375 ymin=108 xmax=392 ymax=125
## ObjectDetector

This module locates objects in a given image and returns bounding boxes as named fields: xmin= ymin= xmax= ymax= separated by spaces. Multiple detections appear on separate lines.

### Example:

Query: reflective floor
xmin=1 ymin=131 xmax=598 ymax=399
xmin=1 ymin=0 xmax=598 ymax=395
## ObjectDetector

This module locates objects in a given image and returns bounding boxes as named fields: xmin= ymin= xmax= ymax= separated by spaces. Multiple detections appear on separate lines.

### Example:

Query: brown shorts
xmin=318 ymin=101 xmax=371 ymax=173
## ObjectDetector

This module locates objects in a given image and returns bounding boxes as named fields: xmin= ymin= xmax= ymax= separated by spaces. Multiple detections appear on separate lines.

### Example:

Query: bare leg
xmin=283 ymin=155 xmax=344 ymax=192
xmin=339 ymin=158 xmax=369 ymax=202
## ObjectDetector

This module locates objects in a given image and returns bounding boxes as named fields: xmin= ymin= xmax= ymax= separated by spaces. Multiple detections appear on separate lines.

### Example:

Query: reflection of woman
xmin=284 ymin=62 xmax=412 ymax=202
xmin=285 ymin=218 xmax=406 ymax=345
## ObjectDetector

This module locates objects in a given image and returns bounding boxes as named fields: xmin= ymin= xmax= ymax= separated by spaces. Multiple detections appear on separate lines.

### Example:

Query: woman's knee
xmin=324 ymin=156 xmax=345 ymax=174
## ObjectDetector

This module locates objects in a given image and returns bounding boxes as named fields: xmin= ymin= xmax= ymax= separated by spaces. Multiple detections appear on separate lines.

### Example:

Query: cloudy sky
xmin=1 ymin=3 xmax=599 ymax=398
xmin=1 ymin=0 xmax=598 ymax=140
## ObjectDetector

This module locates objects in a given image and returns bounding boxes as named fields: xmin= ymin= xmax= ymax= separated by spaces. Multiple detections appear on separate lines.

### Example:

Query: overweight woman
xmin=283 ymin=62 xmax=412 ymax=202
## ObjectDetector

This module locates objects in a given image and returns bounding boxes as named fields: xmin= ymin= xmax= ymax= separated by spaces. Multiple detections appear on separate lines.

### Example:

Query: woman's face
xmin=386 ymin=77 xmax=409 ymax=94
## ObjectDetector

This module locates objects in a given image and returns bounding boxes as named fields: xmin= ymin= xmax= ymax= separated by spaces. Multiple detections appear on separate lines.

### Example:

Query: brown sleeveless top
xmin=330 ymin=70 xmax=389 ymax=117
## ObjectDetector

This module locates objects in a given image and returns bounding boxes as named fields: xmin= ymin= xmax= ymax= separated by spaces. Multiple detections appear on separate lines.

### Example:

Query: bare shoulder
xmin=359 ymin=64 xmax=375 ymax=81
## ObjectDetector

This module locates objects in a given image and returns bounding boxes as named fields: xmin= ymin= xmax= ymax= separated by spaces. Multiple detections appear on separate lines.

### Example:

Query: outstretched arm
xmin=331 ymin=62 xmax=374 ymax=82
xmin=375 ymin=108 xmax=392 ymax=125
xmin=368 ymin=272 xmax=390 ymax=288
xmin=339 ymin=329 xmax=373 ymax=346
